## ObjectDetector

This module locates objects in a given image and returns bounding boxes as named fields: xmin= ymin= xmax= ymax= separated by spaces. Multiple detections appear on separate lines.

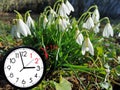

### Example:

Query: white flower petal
xmin=24 ymin=23 xmax=31 ymax=35
xmin=26 ymin=15 xmax=35 ymax=29
xmin=16 ymin=31 xmax=21 ymax=38
xmin=62 ymin=3 xmax=70 ymax=15
xmin=83 ymin=16 xmax=94 ymax=30
xmin=92 ymin=8 xmax=100 ymax=23
xmin=48 ymin=9 xmax=56 ymax=23
xmin=66 ymin=0 xmax=74 ymax=12
xmin=81 ymin=42 xmax=86 ymax=55
xmin=118 ymin=33 xmax=120 ymax=37
xmin=17 ymin=19 xmax=28 ymax=36
xmin=94 ymin=23 xmax=100 ymax=33
xmin=43 ymin=16 xmax=48 ymax=29
xmin=100 ymin=82 xmax=110 ymax=89
xmin=88 ymin=38 xmax=94 ymax=55
xmin=65 ymin=0 xmax=74 ymax=15
xmin=58 ymin=18 xmax=70 ymax=31
xmin=17 ymin=19 xmax=31 ymax=37
xmin=82 ymin=38 xmax=94 ymax=55
xmin=76 ymin=30 xmax=84 ymax=45
xmin=103 ymin=23 xmax=114 ymax=38
xmin=59 ymin=3 xmax=69 ymax=17
xmin=11 ymin=25 xmax=16 ymax=37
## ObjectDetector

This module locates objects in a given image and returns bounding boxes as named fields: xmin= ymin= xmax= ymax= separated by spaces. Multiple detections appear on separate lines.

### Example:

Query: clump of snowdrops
xmin=10 ymin=0 xmax=120 ymax=89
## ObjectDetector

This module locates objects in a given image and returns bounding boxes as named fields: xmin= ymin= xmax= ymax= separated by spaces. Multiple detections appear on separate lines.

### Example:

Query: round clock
xmin=3 ymin=46 xmax=45 ymax=89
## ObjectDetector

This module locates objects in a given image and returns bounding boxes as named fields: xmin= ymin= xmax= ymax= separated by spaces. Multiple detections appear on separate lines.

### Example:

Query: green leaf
xmin=115 ymin=65 xmax=120 ymax=76
xmin=54 ymin=76 xmax=72 ymax=90
xmin=96 ymin=47 xmax=103 ymax=56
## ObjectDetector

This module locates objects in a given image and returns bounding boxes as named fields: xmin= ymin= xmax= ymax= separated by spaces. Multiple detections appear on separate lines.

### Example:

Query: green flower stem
xmin=56 ymin=4 xmax=61 ymax=14
xmin=99 ymin=17 xmax=110 ymax=23
xmin=53 ymin=0 xmax=62 ymax=11
xmin=87 ymin=5 xmax=97 ymax=12
xmin=96 ymin=56 xmax=103 ymax=68
xmin=24 ymin=10 xmax=31 ymax=22
xmin=81 ymin=29 xmax=89 ymax=37
xmin=86 ymin=56 xmax=99 ymax=68
xmin=78 ymin=12 xmax=88 ymax=24
xmin=44 ymin=6 xmax=52 ymax=12
xmin=78 ymin=12 xmax=91 ymax=25
xmin=41 ymin=35 xmax=46 ymax=50
xmin=14 ymin=10 xmax=23 ymax=20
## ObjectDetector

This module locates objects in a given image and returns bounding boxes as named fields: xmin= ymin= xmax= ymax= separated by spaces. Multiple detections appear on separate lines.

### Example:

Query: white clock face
xmin=4 ymin=47 xmax=45 ymax=89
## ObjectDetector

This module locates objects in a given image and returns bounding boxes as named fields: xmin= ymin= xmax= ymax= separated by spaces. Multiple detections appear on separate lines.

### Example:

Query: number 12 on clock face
xmin=4 ymin=47 xmax=45 ymax=89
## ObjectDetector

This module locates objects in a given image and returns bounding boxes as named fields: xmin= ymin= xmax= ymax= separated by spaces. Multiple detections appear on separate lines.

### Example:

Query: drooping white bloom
xmin=48 ymin=9 xmax=56 ymax=23
xmin=43 ymin=16 xmax=48 ymax=29
xmin=65 ymin=0 xmax=74 ymax=15
xmin=103 ymin=23 xmax=114 ymax=38
xmin=83 ymin=16 xmax=94 ymax=30
xmin=82 ymin=37 xmax=94 ymax=55
xmin=58 ymin=2 xmax=69 ymax=17
xmin=100 ymin=82 xmax=110 ymax=90
xmin=11 ymin=19 xmax=31 ymax=38
xmin=92 ymin=8 xmax=100 ymax=23
xmin=11 ymin=25 xmax=20 ymax=38
xmin=118 ymin=33 xmax=120 ymax=37
xmin=58 ymin=18 xmax=70 ymax=31
xmin=76 ymin=30 xmax=84 ymax=45
xmin=26 ymin=15 xmax=35 ymax=29
xmin=93 ymin=23 xmax=100 ymax=33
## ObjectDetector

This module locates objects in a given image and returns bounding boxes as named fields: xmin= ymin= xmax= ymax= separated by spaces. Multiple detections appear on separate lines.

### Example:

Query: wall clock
xmin=3 ymin=46 xmax=45 ymax=89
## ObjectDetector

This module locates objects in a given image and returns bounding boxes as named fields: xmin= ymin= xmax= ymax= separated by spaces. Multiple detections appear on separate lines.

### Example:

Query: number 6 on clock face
xmin=3 ymin=46 xmax=45 ymax=89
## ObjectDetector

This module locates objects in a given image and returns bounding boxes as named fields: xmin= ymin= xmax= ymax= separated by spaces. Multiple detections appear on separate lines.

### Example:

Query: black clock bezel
xmin=3 ymin=46 xmax=46 ymax=89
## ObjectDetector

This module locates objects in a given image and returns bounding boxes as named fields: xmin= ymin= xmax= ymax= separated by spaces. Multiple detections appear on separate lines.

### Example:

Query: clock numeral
xmin=20 ymin=51 xmax=27 ymax=57
xmin=15 ymin=53 xmax=19 ymax=58
xmin=16 ymin=78 xmax=19 ymax=83
xmin=10 ymin=58 xmax=16 ymax=64
xmin=35 ymin=58 xmax=39 ymax=64
xmin=35 ymin=73 xmax=38 ymax=78
xmin=22 ymin=79 xmax=26 ymax=84
xmin=7 ymin=65 xmax=11 ymax=70
xmin=29 ymin=78 xmax=33 ymax=83
xmin=30 ymin=53 xmax=32 ymax=58
xmin=9 ymin=73 xmax=14 ymax=78
xmin=36 ymin=66 xmax=40 ymax=71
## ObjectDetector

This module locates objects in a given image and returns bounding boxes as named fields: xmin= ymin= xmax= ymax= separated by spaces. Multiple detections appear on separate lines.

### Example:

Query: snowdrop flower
xmin=83 ymin=16 xmax=94 ymax=30
xmin=118 ymin=33 xmax=120 ymax=37
xmin=92 ymin=8 xmax=100 ymax=23
xmin=100 ymin=63 xmax=111 ymax=89
xmin=11 ymin=19 xmax=31 ymax=38
xmin=43 ymin=16 xmax=48 ymax=29
xmin=118 ymin=56 xmax=120 ymax=64
xmin=82 ymin=37 xmax=94 ymax=55
xmin=65 ymin=0 xmax=74 ymax=15
xmin=48 ymin=9 xmax=56 ymax=23
xmin=93 ymin=23 xmax=100 ymax=33
xmin=58 ymin=2 xmax=69 ymax=17
xmin=26 ymin=15 xmax=35 ymax=29
xmin=103 ymin=23 xmax=114 ymax=38
xmin=11 ymin=25 xmax=20 ymax=38
xmin=76 ymin=30 xmax=84 ymax=45
xmin=58 ymin=18 xmax=70 ymax=31
xmin=100 ymin=82 xmax=110 ymax=90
